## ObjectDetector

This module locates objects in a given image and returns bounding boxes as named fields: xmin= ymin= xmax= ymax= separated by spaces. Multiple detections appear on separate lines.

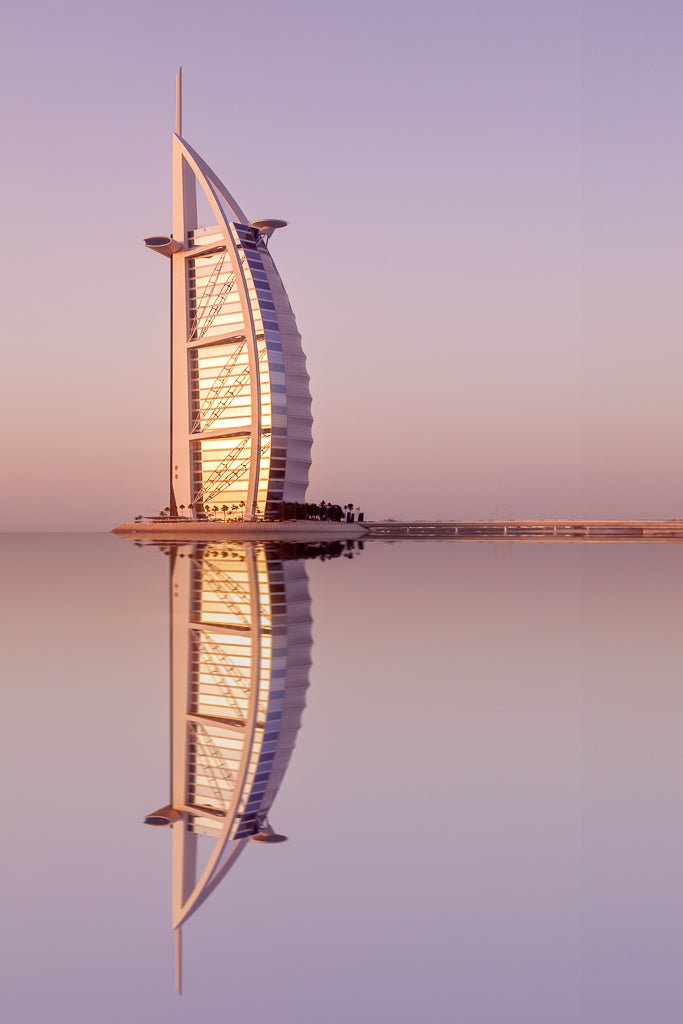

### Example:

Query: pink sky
xmin=1 ymin=0 xmax=682 ymax=529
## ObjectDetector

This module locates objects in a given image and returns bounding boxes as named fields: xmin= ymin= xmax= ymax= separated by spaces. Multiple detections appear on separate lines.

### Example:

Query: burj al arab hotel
xmin=145 ymin=70 xmax=313 ymax=521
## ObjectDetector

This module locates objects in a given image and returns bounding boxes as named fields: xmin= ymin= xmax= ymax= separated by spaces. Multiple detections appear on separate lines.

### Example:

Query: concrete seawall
xmin=113 ymin=519 xmax=683 ymax=543
xmin=113 ymin=520 xmax=368 ymax=541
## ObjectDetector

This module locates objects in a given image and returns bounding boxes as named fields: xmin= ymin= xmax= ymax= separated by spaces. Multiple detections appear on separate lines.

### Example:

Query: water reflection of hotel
xmin=145 ymin=542 xmax=312 ymax=991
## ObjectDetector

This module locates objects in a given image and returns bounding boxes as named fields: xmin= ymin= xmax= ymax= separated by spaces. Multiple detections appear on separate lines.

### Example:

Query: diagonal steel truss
xmin=192 ymin=342 xmax=268 ymax=433
xmin=193 ymin=436 xmax=271 ymax=507
xmin=192 ymin=434 xmax=250 ymax=506
xmin=194 ymin=563 xmax=253 ymax=626
xmin=197 ymin=637 xmax=252 ymax=719
xmin=188 ymin=251 xmax=237 ymax=343
xmin=191 ymin=339 xmax=246 ymax=432
xmin=189 ymin=722 xmax=236 ymax=806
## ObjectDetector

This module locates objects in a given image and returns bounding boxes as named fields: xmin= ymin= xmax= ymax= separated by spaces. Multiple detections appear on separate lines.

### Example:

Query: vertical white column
xmin=170 ymin=133 xmax=197 ymax=512
xmin=170 ymin=547 xmax=197 ymax=925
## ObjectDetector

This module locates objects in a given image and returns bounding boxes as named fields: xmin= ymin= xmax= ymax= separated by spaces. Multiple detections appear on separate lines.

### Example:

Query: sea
xmin=1 ymin=532 xmax=682 ymax=1023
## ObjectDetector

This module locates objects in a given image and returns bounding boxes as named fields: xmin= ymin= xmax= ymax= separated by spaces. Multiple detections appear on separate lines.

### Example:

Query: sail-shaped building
xmin=145 ymin=540 xmax=312 ymax=991
xmin=145 ymin=70 xmax=313 ymax=521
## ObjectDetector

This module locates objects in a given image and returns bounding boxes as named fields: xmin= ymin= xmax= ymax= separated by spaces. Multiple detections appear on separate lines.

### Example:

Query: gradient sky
xmin=1 ymin=0 xmax=682 ymax=529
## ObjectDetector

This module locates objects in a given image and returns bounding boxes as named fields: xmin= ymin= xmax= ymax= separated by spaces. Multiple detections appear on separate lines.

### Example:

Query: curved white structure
xmin=146 ymin=540 xmax=312 ymax=991
xmin=147 ymin=70 xmax=313 ymax=520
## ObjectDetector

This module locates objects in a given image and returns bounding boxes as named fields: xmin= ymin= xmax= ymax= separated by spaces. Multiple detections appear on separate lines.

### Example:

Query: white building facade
xmin=145 ymin=540 xmax=312 ymax=991
xmin=145 ymin=71 xmax=312 ymax=520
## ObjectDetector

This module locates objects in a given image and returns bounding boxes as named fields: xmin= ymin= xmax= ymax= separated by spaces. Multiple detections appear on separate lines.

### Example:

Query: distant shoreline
xmin=364 ymin=519 xmax=683 ymax=540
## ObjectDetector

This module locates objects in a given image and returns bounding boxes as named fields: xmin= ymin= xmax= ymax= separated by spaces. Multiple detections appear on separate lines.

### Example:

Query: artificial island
xmin=114 ymin=73 xmax=683 ymax=544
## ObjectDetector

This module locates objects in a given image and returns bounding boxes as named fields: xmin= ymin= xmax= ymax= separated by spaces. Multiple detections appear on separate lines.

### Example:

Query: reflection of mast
xmin=145 ymin=542 xmax=312 ymax=992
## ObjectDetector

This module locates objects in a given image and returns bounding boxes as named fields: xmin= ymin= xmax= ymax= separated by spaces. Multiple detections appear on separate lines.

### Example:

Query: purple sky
xmin=1 ymin=0 xmax=682 ymax=529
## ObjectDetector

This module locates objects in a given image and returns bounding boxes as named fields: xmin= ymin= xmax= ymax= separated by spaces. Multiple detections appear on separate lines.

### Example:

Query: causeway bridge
xmin=364 ymin=520 xmax=683 ymax=541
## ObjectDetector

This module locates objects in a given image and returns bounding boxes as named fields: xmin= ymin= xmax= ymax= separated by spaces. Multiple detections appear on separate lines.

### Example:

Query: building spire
xmin=175 ymin=927 xmax=183 ymax=995
xmin=175 ymin=67 xmax=182 ymax=136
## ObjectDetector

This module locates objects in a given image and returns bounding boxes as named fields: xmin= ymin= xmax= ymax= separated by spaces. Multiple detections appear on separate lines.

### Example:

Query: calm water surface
xmin=1 ymin=533 xmax=682 ymax=1024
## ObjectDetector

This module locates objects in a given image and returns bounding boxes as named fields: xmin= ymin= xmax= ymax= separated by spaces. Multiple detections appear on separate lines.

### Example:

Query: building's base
xmin=114 ymin=519 xmax=683 ymax=544
xmin=113 ymin=520 xmax=368 ymax=541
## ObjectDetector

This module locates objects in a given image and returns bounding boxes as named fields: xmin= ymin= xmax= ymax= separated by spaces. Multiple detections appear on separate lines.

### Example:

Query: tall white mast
xmin=175 ymin=67 xmax=182 ymax=136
